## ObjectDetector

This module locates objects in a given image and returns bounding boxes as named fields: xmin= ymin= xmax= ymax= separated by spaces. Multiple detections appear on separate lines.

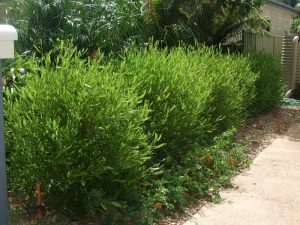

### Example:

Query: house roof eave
xmin=267 ymin=0 xmax=300 ymax=15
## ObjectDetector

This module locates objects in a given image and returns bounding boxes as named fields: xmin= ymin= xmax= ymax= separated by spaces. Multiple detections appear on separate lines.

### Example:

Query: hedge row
xmin=4 ymin=45 xmax=284 ymax=223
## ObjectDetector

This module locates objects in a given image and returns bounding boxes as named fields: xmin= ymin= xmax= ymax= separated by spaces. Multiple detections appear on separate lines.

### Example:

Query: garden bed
xmin=9 ymin=106 xmax=300 ymax=225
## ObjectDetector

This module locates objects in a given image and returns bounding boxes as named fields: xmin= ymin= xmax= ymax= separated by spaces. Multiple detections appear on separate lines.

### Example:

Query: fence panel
xmin=243 ymin=31 xmax=283 ymax=57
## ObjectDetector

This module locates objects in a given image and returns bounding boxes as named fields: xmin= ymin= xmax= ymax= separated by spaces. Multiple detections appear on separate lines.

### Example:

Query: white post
xmin=292 ymin=36 xmax=299 ymax=90
xmin=0 ymin=24 xmax=18 ymax=225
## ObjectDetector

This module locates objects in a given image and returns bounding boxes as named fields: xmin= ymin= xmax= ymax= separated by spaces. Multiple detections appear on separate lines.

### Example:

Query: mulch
xmin=237 ymin=106 xmax=300 ymax=158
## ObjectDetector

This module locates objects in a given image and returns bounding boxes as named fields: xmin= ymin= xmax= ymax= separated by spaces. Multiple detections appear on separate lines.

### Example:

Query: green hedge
xmin=4 ymin=45 xmax=284 ymax=223
xmin=5 ymin=48 xmax=157 ymax=217
xmin=247 ymin=52 xmax=284 ymax=113
xmin=118 ymin=47 xmax=257 ymax=160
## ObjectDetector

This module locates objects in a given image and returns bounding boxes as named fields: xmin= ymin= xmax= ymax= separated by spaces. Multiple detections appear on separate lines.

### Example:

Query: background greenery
xmin=145 ymin=0 xmax=268 ymax=47
xmin=3 ymin=0 xmax=145 ymax=55
xmin=1 ymin=0 xmax=269 ymax=55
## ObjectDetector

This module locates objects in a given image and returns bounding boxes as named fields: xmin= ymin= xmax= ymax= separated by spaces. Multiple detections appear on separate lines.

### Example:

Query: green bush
xmin=5 ymin=47 xmax=157 ymax=217
xmin=118 ymin=46 xmax=257 ymax=160
xmin=4 ymin=0 xmax=145 ymax=55
xmin=118 ymin=47 xmax=215 ymax=160
xmin=248 ymin=52 xmax=284 ymax=113
xmin=192 ymin=51 xmax=257 ymax=131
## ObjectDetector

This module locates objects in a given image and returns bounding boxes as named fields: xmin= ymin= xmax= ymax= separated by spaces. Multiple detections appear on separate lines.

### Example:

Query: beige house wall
xmin=261 ymin=4 xmax=298 ymax=36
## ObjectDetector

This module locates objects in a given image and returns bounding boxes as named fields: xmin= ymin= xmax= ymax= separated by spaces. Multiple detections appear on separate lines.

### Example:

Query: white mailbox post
xmin=0 ymin=25 xmax=18 ymax=225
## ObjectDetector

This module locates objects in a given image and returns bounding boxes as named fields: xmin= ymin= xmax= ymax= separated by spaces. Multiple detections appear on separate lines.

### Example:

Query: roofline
xmin=267 ymin=0 xmax=300 ymax=14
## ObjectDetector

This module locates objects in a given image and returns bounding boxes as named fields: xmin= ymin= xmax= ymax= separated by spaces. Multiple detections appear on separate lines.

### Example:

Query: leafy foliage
xmin=5 ymin=46 xmax=157 ymax=217
xmin=145 ymin=0 xmax=268 ymax=46
xmin=3 ymin=0 xmax=145 ymax=55
xmin=248 ymin=53 xmax=284 ymax=113
xmin=292 ymin=16 xmax=300 ymax=33
xmin=3 ymin=0 xmax=269 ymax=55
xmin=154 ymin=128 xmax=249 ymax=213
xmin=118 ymin=46 xmax=257 ymax=160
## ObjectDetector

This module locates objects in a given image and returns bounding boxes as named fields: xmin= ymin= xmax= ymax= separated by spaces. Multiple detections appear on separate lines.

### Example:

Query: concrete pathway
xmin=184 ymin=123 xmax=300 ymax=225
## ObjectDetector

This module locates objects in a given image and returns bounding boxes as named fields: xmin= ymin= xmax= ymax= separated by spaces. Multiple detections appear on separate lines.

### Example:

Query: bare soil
xmin=237 ymin=106 xmax=300 ymax=158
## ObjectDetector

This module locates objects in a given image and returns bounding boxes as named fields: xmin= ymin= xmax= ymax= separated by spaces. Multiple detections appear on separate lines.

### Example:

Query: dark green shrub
xmin=4 ymin=0 xmax=145 ymax=55
xmin=248 ymin=52 xmax=284 ymax=113
xmin=5 ymin=47 xmax=156 ymax=217
xmin=145 ymin=0 xmax=267 ymax=47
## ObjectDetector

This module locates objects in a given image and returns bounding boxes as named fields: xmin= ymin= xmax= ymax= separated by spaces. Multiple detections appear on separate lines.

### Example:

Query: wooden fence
xmin=242 ymin=31 xmax=283 ymax=57
xmin=242 ymin=32 xmax=300 ymax=90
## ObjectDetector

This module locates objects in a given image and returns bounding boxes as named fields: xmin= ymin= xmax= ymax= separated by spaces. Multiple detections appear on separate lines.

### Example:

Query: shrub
xmin=5 ymin=47 xmax=157 ymax=217
xmin=248 ymin=53 xmax=284 ymax=113
xmin=118 ymin=46 xmax=257 ymax=161
xmin=4 ymin=0 xmax=145 ymax=55
xmin=119 ymin=47 xmax=215 ymax=160
xmin=191 ymin=51 xmax=257 ymax=131
xmin=145 ymin=0 xmax=267 ymax=47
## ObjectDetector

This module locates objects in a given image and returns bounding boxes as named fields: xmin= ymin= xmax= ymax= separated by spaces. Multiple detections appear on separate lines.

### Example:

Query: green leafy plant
xmin=119 ymin=46 xmax=215 ymax=161
xmin=292 ymin=17 xmax=300 ymax=33
xmin=118 ymin=45 xmax=257 ymax=161
xmin=4 ymin=0 xmax=145 ymax=55
xmin=5 ymin=45 xmax=158 ymax=218
xmin=247 ymin=52 xmax=284 ymax=113
xmin=152 ymin=128 xmax=249 ymax=213
xmin=144 ymin=0 xmax=268 ymax=47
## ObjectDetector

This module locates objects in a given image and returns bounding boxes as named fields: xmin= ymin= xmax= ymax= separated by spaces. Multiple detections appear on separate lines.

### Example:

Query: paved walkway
xmin=184 ymin=123 xmax=300 ymax=225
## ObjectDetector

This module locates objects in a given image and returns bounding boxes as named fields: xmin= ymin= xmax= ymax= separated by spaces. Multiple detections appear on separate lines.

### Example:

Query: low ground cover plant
xmin=5 ymin=45 xmax=284 ymax=224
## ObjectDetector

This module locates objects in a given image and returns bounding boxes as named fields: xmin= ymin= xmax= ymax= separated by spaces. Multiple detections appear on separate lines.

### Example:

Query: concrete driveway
xmin=184 ymin=123 xmax=300 ymax=225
